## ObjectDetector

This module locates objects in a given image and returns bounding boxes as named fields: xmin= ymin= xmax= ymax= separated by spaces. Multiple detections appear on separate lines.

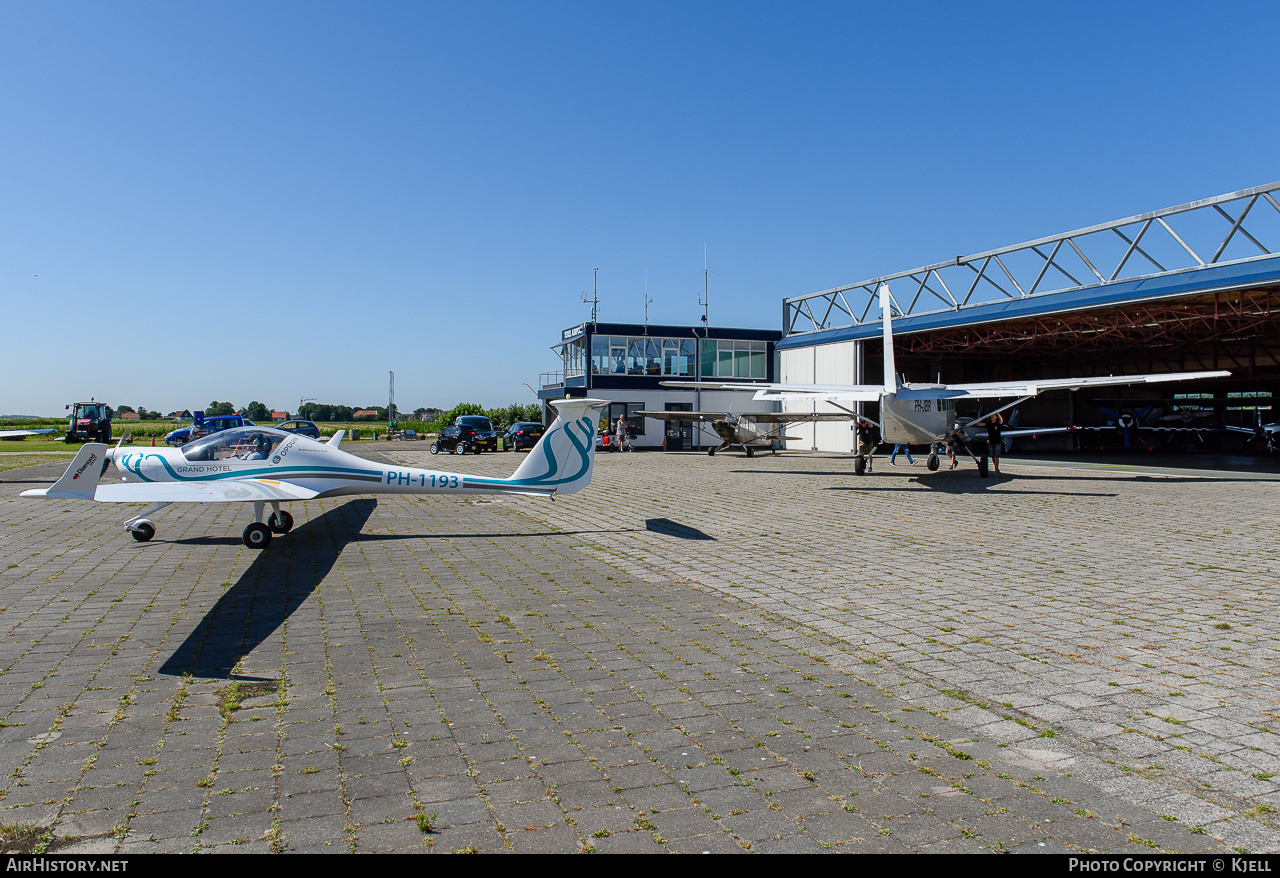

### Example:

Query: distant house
xmin=271 ymin=411 xmax=289 ymax=421
xmin=120 ymin=411 xmax=140 ymax=420
xmin=353 ymin=410 xmax=379 ymax=420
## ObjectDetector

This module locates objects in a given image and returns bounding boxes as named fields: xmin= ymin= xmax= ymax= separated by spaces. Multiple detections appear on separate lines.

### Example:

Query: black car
xmin=275 ymin=419 xmax=321 ymax=440
xmin=503 ymin=421 xmax=544 ymax=451
xmin=430 ymin=415 xmax=498 ymax=454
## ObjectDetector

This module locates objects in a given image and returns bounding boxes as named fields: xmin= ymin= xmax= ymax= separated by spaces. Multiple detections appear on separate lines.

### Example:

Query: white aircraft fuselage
xmin=877 ymin=390 xmax=958 ymax=445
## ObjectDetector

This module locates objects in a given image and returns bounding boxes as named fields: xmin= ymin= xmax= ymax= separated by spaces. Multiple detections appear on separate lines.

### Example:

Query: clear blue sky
xmin=3 ymin=1 xmax=1277 ymax=416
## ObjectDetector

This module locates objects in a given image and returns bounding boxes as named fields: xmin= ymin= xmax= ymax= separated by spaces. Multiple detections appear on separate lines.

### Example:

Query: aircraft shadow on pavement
xmin=350 ymin=528 xmax=640 ymax=541
xmin=159 ymin=498 xmax=378 ymax=681
xmin=645 ymin=518 xmax=715 ymax=540
xmin=825 ymin=474 xmax=1119 ymax=497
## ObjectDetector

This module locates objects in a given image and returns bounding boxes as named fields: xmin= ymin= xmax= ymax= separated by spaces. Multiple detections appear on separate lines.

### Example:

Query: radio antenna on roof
xmin=697 ymin=244 xmax=709 ymax=333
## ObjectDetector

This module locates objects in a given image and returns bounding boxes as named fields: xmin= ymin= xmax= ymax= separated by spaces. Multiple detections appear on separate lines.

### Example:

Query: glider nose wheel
xmin=243 ymin=522 xmax=272 ymax=549
xmin=267 ymin=510 xmax=294 ymax=534
xmin=130 ymin=521 xmax=155 ymax=542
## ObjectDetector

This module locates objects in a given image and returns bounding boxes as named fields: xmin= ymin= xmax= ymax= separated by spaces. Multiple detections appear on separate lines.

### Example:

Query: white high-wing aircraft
xmin=21 ymin=399 xmax=607 ymax=548
xmin=672 ymin=288 xmax=1230 ymax=475
xmin=636 ymin=410 xmax=853 ymax=456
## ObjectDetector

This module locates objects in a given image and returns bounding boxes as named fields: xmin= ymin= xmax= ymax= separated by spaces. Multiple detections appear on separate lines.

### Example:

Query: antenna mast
xmin=580 ymin=267 xmax=599 ymax=325
xmin=643 ymin=268 xmax=653 ymax=335
xmin=388 ymin=371 xmax=398 ymax=433
xmin=697 ymin=244 xmax=709 ymax=334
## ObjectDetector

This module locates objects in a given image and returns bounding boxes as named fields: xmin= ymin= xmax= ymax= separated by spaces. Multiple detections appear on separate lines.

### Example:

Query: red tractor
xmin=66 ymin=401 xmax=113 ymax=444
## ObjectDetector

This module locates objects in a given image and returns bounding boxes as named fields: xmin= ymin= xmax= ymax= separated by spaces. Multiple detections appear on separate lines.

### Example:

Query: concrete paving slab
xmin=0 ymin=450 xmax=1266 ymax=852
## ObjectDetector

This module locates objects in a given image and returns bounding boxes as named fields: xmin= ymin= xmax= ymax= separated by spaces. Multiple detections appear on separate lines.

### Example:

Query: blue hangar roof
xmin=776 ymin=254 xmax=1280 ymax=351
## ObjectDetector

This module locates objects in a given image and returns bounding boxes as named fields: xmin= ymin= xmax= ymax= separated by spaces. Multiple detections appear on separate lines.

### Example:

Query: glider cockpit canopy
xmin=181 ymin=427 xmax=292 ymax=462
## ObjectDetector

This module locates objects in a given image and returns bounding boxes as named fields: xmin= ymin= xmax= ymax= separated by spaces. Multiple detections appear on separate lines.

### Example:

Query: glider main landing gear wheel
xmin=927 ymin=452 xmax=939 ymax=471
xmin=267 ymin=510 xmax=294 ymax=534
xmin=243 ymin=523 xmax=272 ymax=549
xmin=130 ymin=522 xmax=155 ymax=542
xmin=854 ymin=455 xmax=866 ymax=476
xmin=429 ymin=443 xmax=439 ymax=454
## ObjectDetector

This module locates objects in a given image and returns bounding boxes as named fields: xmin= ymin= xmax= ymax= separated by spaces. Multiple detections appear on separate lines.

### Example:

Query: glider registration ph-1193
xmin=22 ymin=398 xmax=607 ymax=549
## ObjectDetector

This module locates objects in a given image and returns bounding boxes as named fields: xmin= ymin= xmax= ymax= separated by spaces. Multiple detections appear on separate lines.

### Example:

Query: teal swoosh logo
xmin=466 ymin=415 xmax=594 ymax=488
xmin=120 ymin=452 xmax=378 ymax=483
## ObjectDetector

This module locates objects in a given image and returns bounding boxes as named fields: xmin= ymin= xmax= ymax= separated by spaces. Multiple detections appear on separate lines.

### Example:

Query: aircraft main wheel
xmin=854 ymin=455 xmax=866 ymax=476
xmin=243 ymin=522 xmax=272 ymax=549
xmin=268 ymin=510 xmax=294 ymax=534
xmin=977 ymin=457 xmax=989 ymax=479
xmin=927 ymin=453 xmax=939 ymax=471
xmin=130 ymin=522 xmax=155 ymax=542
xmin=429 ymin=443 xmax=439 ymax=454
xmin=708 ymin=448 xmax=716 ymax=456
xmin=745 ymin=447 xmax=755 ymax=457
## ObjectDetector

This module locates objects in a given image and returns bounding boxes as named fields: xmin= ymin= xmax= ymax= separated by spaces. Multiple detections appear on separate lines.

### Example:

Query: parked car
xmin=430 ymin=416 xmax=498 ymax=454
xmin=275 ymin=419 xmax=321 ymax=440
xmin=165 ymin=415 xmax=256 ymax=446
xmin=503 ymin=421 xmax=544 ymax=451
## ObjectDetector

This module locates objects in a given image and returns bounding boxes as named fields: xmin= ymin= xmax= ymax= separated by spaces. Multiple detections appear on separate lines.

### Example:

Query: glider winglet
xmin=327 ymin=430 xmax=345 ymax=448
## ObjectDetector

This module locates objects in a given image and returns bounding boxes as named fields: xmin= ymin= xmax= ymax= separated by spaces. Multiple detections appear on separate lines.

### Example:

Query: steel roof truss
xmin=992 ymin=254 xmax=1026 ymax=296
xmin=1109 ymin=220 xmax=1164 ymax=281
xmin=1211 ymin=195 xmax=1266 ymax=262
xmin=1156 ymin=216 xmax=1206 ymax=266
xmin=962 ymin=257 xmax=1014 ymax=305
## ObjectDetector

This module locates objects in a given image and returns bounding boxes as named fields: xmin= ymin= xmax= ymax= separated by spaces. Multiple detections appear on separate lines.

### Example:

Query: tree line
xmin=101 ymin=401 xmax=545 ymax=434
xmin=295 ymin=401 xmax=543 ymax=432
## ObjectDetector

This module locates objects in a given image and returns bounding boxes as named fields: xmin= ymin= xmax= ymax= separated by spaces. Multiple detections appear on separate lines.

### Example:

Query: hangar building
xmin=776 ymin=181 xmax=1280 ymax=453
xmin=540 ymin=321 xmax=782 ymax=450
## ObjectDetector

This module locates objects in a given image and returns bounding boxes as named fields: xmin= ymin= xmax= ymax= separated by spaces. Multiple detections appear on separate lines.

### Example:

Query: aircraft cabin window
xmin=182 ymin=428 xmax=286 ymax=462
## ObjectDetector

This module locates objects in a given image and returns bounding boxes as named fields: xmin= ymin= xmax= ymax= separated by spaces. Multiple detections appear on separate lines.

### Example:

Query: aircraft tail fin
xmin=20 ymin=443 xmax=107 ymax=500
xmin=506 ymin=398 xmax=608 ymax=495
xmin=327 ymin=430 xmax=345 ymax=448
xmin=880 ymin=285 xmax=900 ymax=392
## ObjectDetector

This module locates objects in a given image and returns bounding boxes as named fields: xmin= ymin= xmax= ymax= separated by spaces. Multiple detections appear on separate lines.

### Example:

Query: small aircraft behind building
xmin=636 ymin=410 xmax=853 ymax=456
xmin=21 ymin=399 xmax=607 ymax=549
xmin=670 ymin=287 xmax=1230 ymax=476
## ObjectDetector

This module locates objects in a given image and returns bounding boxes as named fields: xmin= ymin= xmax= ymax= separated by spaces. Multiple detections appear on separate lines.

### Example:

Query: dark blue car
xmin=165 ymin=415 xmax=256 ymax=446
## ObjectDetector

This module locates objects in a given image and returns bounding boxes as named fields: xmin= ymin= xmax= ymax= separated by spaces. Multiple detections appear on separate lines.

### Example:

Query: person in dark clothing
xmin=986 ymin=412 xmax=1004 ymax=475
xmin=855 ymin=418 xmax=879 ymax=472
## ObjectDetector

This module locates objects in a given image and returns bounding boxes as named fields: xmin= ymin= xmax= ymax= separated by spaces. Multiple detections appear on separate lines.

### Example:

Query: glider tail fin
xmin=880 ymin=285 xmax=900 ymax=392
xmin=508 ymin=398 xmax=608 ymax=495
xmin=20 ymin=442 xmax=107 ymax=500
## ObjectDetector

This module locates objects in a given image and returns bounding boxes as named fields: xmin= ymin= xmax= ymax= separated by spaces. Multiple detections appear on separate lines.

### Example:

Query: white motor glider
xmin=22 ymin=398 xmax=607 ymax=549
xmin=673 ymin=287 xmax=1231 ymax=475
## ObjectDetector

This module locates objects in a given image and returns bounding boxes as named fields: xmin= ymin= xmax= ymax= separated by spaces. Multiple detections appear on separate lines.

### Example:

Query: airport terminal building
xmin=539 ymin=322 xmax=782 ymax=450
